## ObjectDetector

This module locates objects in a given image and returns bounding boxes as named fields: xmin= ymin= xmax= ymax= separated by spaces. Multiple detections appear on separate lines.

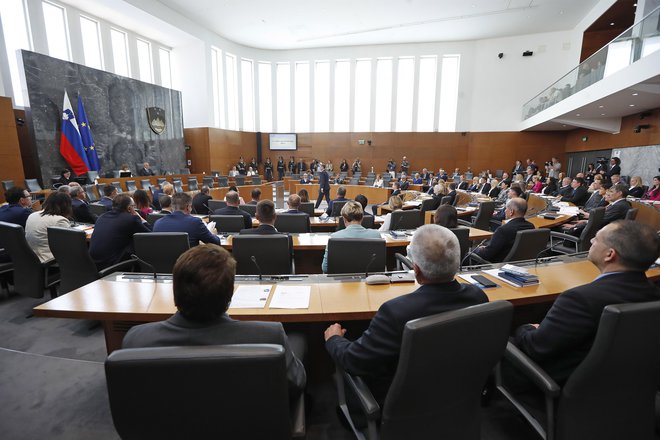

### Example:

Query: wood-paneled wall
xmin=0 ymin=98 xmax=25 ymax=203
xmin=565 ymin=111 xmax=660 ymax=152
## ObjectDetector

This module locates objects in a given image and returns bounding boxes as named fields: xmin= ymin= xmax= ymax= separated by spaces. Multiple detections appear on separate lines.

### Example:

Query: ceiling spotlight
xmin=598 ymin=105 xmax=604 ymax=108
xmin=610 ymin=22 xmax=615 ymax=26
xmin=601 ymin=113 xmax=606 ymax=116
xmin=629 ymin=104 xmax=635 ymax=107
xmin=522 ymin=50 xmax=533 ymax=56
xmin=632 ymin=92 xmax=639 ymax=96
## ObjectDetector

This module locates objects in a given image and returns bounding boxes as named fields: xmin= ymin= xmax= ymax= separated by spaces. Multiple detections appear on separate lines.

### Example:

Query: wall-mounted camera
xmin=633 ymin=124 xmax=650 ymax=133
xmin=367 ymin=140 xmax=372 ymax=146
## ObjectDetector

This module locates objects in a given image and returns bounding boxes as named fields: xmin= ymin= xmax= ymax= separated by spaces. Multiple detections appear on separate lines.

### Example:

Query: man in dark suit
xmin=70 ymin=186 xmax=97 ymax=224
xmin=248 ymin=188 xmax=261 ymax=205
xmin=457 ymin=175 xmax=470 ymax=191
xmin=560 ymin=177 xmax=589 ymax=206
xmin=604 ymin=157 xmax=621 ymax=179
xmin=513 ymin=220 xmax=660 ymax=384
xmin=192 ymin=185 xmax=212 ymax=214
xmin=557 ymin=177 xmax=573 ymax=197
xmin=286 ymin=194 xmax=308 ymax=215
xmin=315 ymin=164 xmax=331 ymax=209
xmin=122 ymin=244 xmax=306 ymax=399
xmin=98 ymin=184 xmax=117 ymax=210
xmin=324 ymin=224 xmax=488 ymax=401
xmin=299 ymin=172 xmax=312 ymax=184
xmin=475 ymin=197 xmax=534 ymax=262
xmin=154 ymin=192 xmax=220 ymax=247
xmin=0 ymin=186 xmax=32 ymax=228
xmin=137 ymin=162 xmax=155 ymax=176
xmin=326 ymin=185 xmax=347 ymax=216
xmin=391 ymin=181 xmax=402 ymax=197
xmin=445 ymin=183 xmax=458 ymax=205
xmin=354 ymin=194 xmax=373 ymax=217
xmin=581 ymin=181 xmax=606 ymax=212
xmin=239 ymin=199 xmax=294 ymax=256
xmin=477 ymin=177 xmax=491 ymax=195
xmin=89 ymin=194 xmax=152 ymax=269
xmin=573 ymin=184 xmax=630 ymax=230
xmin=399 ymin=173 xmax=410 ymax=190
xmin=213 ymin=191 xmax=252 ymax=229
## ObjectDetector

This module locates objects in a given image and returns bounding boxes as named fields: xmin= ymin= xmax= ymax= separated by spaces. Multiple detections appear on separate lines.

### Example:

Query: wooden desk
xmin=630 ymin=200 xmax=660 ymax=230
xmin=294 ymin=184 xmax=392 ymax=205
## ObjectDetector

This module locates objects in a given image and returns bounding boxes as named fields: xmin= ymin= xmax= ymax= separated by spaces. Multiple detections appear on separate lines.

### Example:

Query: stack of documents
xmin=484 ymin=264 xmax=539 ymax=288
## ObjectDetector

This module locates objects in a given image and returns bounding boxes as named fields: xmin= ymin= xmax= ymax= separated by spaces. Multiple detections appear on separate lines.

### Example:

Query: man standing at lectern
xmin=315 ymin=164 xmax=331 ymax=209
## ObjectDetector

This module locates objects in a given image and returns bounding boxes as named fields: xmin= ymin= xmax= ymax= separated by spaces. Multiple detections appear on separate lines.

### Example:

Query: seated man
xmin=0 ymin=186 xmax=32 ymax=228
xmin=324 ymin=224 xmax=488 ymax=400
xmin=192 ymin=185 xmax=213 ymax=215
xmin=239 ymin=199 xmax=293 ymax=256
xmin=513 ymin=221 xmax=660 ymax=384
xmin=70 ymin=186 xmax=97 ymax=224
xmin=138 ymin=162 xmax=155 ymax=176
xmin=159 ymin=194 xmax=173 ymax=213
xmin=214 ymin=190 xmax=252 ymax=230
xmin=570 ymin=184 xmax=631 ymax=236
xmin=475 ymin=198 xmax=534 ymax=262
xmin=123 ymin=244 xmax=306 ymax=398
xmin=285 ymin=194 xmax=308 ymax=215
xmin=559 ymin=177 xmax=588 ymax=206
xmin=153 ymin=192 xmax=220 ymax=247
xmin=321 ymin=201 xmax=383 ymax=273
xmin=326 ymin=186 xmax=348 ymax=216
xmin=89 ymin=194 xmax=152 ymax=269
xmin=492 ymin=185 xmax=524 ymax=222
xmin=248 ymin=188 xmax=261 ymax=205
xmin=444 ymin=182 xmax=457 ymax=205
xmin=354 ymin=194 xmax=372 ymax=217
xmin=299 ymin=173 xmax=312 ymax=184
xmin=99 ymin=184 xmax=118 ymax=210
xmin=557 ymin=177 xmax=573 ymax=198
xmin=399 ymin=173 xmax=410 ymax=191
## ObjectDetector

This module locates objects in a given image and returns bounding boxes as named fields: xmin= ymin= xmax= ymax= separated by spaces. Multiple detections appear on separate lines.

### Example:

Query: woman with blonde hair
xmin=433 ymin=180 xmax=447 ymax=196
xmin=628 ymin=176 xmax=644 ymax=198
xmin=378 ymin=195 xmax=403 ymax=232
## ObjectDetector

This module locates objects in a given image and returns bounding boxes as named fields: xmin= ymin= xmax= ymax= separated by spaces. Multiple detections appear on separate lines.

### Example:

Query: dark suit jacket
xmin=326 ymin=282 xmax=488 ymax=399
xmin=487 ymin=187 xmax=500 ymax=198
xmin=458 ymin=181 xmax=469 ymax=191
xmin=400 ymin=180 xmax=410 ymax=191
xmin=138 ymin=168 xmax=155 ymax=176
xmin=446 ymin=190 xmax=457 ymax=205
xmin=561 ymin=185 xmax=589 ymax=206
xmin=89 ymin=210 xmax=152 ymax=268
xmin=192 ymin=193 xmax=212 ymax=215
xmin=475 ymin=217 xmax=535 ymax=262
xmin=514 ymin=272 xmax=660 ymax=384
xmin=391 ymin=189 xmax=401 ymax=197
xmin=0 ymin=204 xmax=31 ymax=228
xmin=601 ymin=199 xmax=631 ymax=226
xmin=583 ymin=192 xmax=604 ymax=212
xmin=99 ymin=197 xmax=113 ymax=211
xmin=318 ymin=170 xmax=330 ymax=192
xmin=629 ymin=186 xmax=644 ymax=198
xmin=213 ymin=206 xmax=252 ymax=229
xmin=239 ymin=224 xmax=294 ymax=256
xmin=123 ymin=312 xmax=306 ymax=397
xmin=72 ymin=198 xmax=97 ymax=224
xmin=479 ymin=183 xmax=492 ymax=195
xmin=557 ymin=185 xmax=572 ymax=197
xmin=153 ymin=211 xmax=220 ymax=246
xmin=606 ymin=164 xmax=621 ymax=178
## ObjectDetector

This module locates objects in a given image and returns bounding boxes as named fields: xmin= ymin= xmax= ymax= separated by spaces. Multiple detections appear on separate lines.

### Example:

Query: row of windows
xmin=212 ymin=50 xmax=460 ymax=133
xmin=0 ymin=0 xmax=172 ymax=106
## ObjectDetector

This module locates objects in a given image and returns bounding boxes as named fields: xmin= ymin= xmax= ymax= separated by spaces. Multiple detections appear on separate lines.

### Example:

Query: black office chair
xmin=390 ymin=210 xmax=423 ymax=230
xmin=299 ymin=202 xmax=315 ymax=216
xmin=275 ymin=213 xmax=310 ymax=233
xmin=239 ymin=204 xmax=257 ymax=217
xmin=211 ymin=170 xmax=221 ymax=177
xmin=157 ymin=177 xmax=167 ymax=187
xmin=203 ymin=176 xmax=214 ymax=188
xmin=450 ymin=227 xmax=471 ymax=262
xmin=625 ymin=208 xmax=638 ymax=220
xmin=172 ymin=180 xmax=183 ymax=193
xmin=209 ymin=215 xmax=246 ymax=233
xmin=394 ymin=253 xmax=413 ymax=270
xmin=232 ymin=235 xmax=292 ymax=275
xmin=25 ymin=178 xmax=43 ymax=193
xmin=364 ymin=178 xmax=375 ymax=186
xmin=105 ymin=344 xmax=304 ymax=439
xmin=145 ymin=212 xmax=169 ymax=226
xmin=140 ymin=179 xmax=151 ymax=190
xmin=252 ymin=176 xmax=262 ymax=185
xmin=2 ymin=180 xmax=14 ymax=193
xmin=207 ymin=200 xmax=227 ymax=211
xmin=111 ymin=181 xmax=123 ymax=193
xmin=467 ymin=201 xmax=496 ymax=231
xmin=218 ymin=177 xmax=229 ymax=187
xmin=89 ymin=203 xmax=109 ymax=216
xmin=133 ymin=233 xmax=190 ymax=273
xmin=419 ymin=197 xmax=440 ymax=215
xmin=330 ymin=200 xmax=349 ymax=217
xmin=83 ymin=184 xmax=99 ymax=202
xmin=337 ymin=215 xmax=375 ymax=230
xmin=125 ymin=180 xmax=137 ymax=192
xmin=234 ymin=176 xmax=245 ymax=186
xmin=0 ymin=222 xmax=59 ymax=298
xmin=187 ymin=178 xmax=199 ymax=191
xmin=550 ymin=207 xmax=605 ymax=254
xmin=468 ymin=228 xmax=550 ymax=265
xmin=441 ymin=195 xmax=452 ymax=205
xmin=336 ymin=301 xmax=513 ymax=440
xmin=327 ymin=238 xmax=386 ymax=274
xmin=47 ymin=227 xmax=135 ymax=294
xmin=349 ymin=177 xmax=360 ymax=185
xmin=496 ymin=301 xmax=660 ymax=440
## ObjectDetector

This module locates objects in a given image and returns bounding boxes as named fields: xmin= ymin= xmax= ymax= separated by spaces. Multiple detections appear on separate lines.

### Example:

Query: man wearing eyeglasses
xmin=0 ymin=186 xmax=33 ymax=228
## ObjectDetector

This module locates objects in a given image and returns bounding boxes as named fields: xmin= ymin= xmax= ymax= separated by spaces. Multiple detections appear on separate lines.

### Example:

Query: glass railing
xmin=522 ymin=5 xmax=660 ymax=120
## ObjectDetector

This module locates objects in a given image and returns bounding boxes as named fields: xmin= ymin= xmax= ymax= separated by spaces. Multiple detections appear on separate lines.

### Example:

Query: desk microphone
xmin=202 ymin=203 xmax=212 ymax=215
xmin=251 ymin=255 xmax=263 ymax=281
xmin=461 ymin=239 xmax=488 ymax=266
xmin=129 ymin=254 xmax=157 ymax=280
xmin=365 ymin=253 xmax=389 ymax=285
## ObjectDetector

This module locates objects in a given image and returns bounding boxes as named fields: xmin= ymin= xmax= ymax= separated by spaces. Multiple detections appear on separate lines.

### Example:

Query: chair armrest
xmin=290 ymin=393 xmax=305 ymax=438
xmin=549 ymin=231 xmax=579 ymax=242
xmin=466 ymin=253 xmax=490 ymax=265
xmin=98 ymin=258 xmax=138 ymax=277
xmin=395 ymin=253 xmax=413 ymax=270
xmin=503 ymin=342 xmax=560 ymax=397
xmin=342 ymin=370 xmax=381 ymax=420
xmin=457 ymin=219 xmax=472 ymax=227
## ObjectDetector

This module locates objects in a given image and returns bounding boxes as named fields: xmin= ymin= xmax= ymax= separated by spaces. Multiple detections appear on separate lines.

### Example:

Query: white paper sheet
xmin=269 ymin=285 xmax=311 ymax=309
xmin=230 ymin=285 xmax=272 ymax=309
xmin=558 ymin=206 xmax=580 ymax=216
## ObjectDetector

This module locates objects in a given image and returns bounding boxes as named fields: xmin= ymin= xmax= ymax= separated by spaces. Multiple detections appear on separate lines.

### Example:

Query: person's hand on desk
xmin=206 ymin=221 xmax=217 ymax=235
xmin=324 ymin=323 xmax=347 ymax=341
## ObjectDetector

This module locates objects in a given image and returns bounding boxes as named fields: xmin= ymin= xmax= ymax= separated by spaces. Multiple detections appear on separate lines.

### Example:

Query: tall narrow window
xmin=211 ymin=48 xmax=225 ymax=128
xmin=79 ymin=16 xmax=103 ymax=69
xmin=258 ymin=62 xmax=272 ymax=132
xmin=225 ymin=53 xmax=238 ymax=130
xmin=353 ymin=59 xmax=371 ymax=132
xmin=417 ymin=56 xmax=437 ymax=132
xmin=110 ymin=28 xmax=130 ymax=77
xmin=395 ymin=57 xmax=414 ymax=132
xmin=42 ymin=1 xmax=70 ymax=61
xmin=136 ymin=39 xmax=153 ymax=82
xmin=314 ymin=61 xmax=330 ymax=132
xmin=438 ymin=55 xmax=460 ymax=132
xmin=374 ymin=58 xmax=393 ymax=132
xmin=333 ymin=60 xmax=350 ymax=132
xmin=0 ymin=0 xmax=32 ymax=106
xmin=294 ymin=62 xmax=310 ymax=132
xmin=241 ymin=58 xmax=255 ymax=132
xmin=159 ymin=48 xmax=172 ymax=88
xmin=276 ymin=62 xmax=291 ymax=132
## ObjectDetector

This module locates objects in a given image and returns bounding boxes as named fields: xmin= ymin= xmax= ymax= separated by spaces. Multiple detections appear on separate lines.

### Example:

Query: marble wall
xmin=20 ymin=50 xmax=185 ymax=183
xmin=615 ymin=145 xmax=660 ymax=186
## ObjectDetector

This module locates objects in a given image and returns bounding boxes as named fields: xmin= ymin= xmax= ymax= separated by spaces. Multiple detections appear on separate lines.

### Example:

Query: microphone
xmin=251 ymin=255 xmax=263 ymax=281
xmin=460 ymin=239 xmax=488 ymax=266
xmin=364 ymin=253 xmax=389 ymax=285
xmin=202 ymin=203 xmax=212 ymax=215
xmin=365 ymin=253 xmax=377 ymax=278
xmin=130 ymin=254 xmax=157 ymax=280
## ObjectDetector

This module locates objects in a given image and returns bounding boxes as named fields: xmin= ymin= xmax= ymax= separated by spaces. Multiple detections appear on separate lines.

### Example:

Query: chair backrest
xmin=111 ymin=181 xmax=123 ymax=193
xmin=105 ymin=344 xmax=292 ymax=439
xmin=441 ymin=196 xmax=452 ymax=206
xmin=232 ymin=235 xmax=292 ymax=275
xmin=0 ymin=221 xmax=46 ymax=298
xmin=625 ymin=208 xmax=638 ymax=220
xmin=556 ymin=301 xmax=660 ymax=440
xmin=364 ymin=178 xmax=375 ymax=186
xmin=133 ymin=233 xmax=190 ymax=273
xmin=86 ymin=171 xmax=99 ymax=183
xmin=327 ymin=238 xmax=386 ymax=274
xmin=252 ymin=176 xmax=262 ymax=184
xmin=336 ymin=216 xmax=375 ymax=230
xmin=125 ymin=180 xmax=137 ymax=192
xmin=146 ymin=212 xmax=169 ymax=225
xmin=577 ymin=207 xmax=605 ymax=252
xmin=390 ymin=210 xmax=423 ymax=230
xmin=172 ymin=180 xmax=183 ymax=193
xmin=140 ymin=179 xmax=151 ymax=190
xmin=420 ymin=197 xmax=440 ymax=214
xmin=380 ymin=301 xmax=513 ymax=440
xmin=234 ymin=176 xmax=245 ymax=186
xmin=157 ymin=177 xmax=167 ymax=186
xmin=330 ymin=200 xmax=348 ymax=217
xmin=84 ymin=184 xmax=99 ymax=202
xmin=299 ymin=202 xmax=315 ymax=216
xmin=503 ymin=228 xmax=550 ymax=262
xmin=187 ymin=178 xmax=199 ymax=191
xmin=349 ymin=177 xmax=359 ymax=185
xmin=203 ymin=176 xmax=214 ymax=188
xmin=89 ymin=203 xmax=108 ymax=216
xmin=209 ymin=215 xmax=246 ymax=233
xmin=47 ymin=227 xmax=100 ymax=294
xmin=473 ymin=202 xmax=495 ymax=230
xmin=274 ymin=213 xmax=310 ymax=233
xmin=218 ymin=177 xmax=229 ymax=187
xmin=207 ymin=200 xmax=227 ymax=211
xmin=2 ymin=180 xmax=14 ymax=192
xmin=239 ymin=204 xmax=257 ymax=217
xmin=211 ymin=170 xmax=221 ymax=177
xmin=25 ymin=178 xmax=42 ymax=192
xmin=450 ymin=227 xmax=470 ymax=261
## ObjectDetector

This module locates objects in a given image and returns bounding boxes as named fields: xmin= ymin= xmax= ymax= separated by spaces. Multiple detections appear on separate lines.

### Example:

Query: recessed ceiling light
xmin=610 ymin=22 xmax=615 ymax=26
xmin=632 ymin=92 xmax=639 ymax=96
xmin=559 ymin=10 xmax=564 ymax=14
xmin=598 ymin=105 xmax=604 ymax=108
xmin=634 ymin=3 xmax=637 ymax=6
xmin=629 ymin=104 xmax=635 ymax=107
xmin=601 ymin=113 xmax=606 ymax=116
xmin=576 ymin=113 xmax=581 ymax=116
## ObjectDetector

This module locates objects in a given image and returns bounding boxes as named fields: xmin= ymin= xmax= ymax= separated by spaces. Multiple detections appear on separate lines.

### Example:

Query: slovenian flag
xmin=77 ymin=95 xmax=100 ymax=171
xmin=59 ymin=90 xmax=90 ymax=175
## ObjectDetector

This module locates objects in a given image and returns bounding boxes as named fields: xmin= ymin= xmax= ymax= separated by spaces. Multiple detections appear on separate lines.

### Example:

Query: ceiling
xmin=155 ymin=0 xmax=601 ymax=50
